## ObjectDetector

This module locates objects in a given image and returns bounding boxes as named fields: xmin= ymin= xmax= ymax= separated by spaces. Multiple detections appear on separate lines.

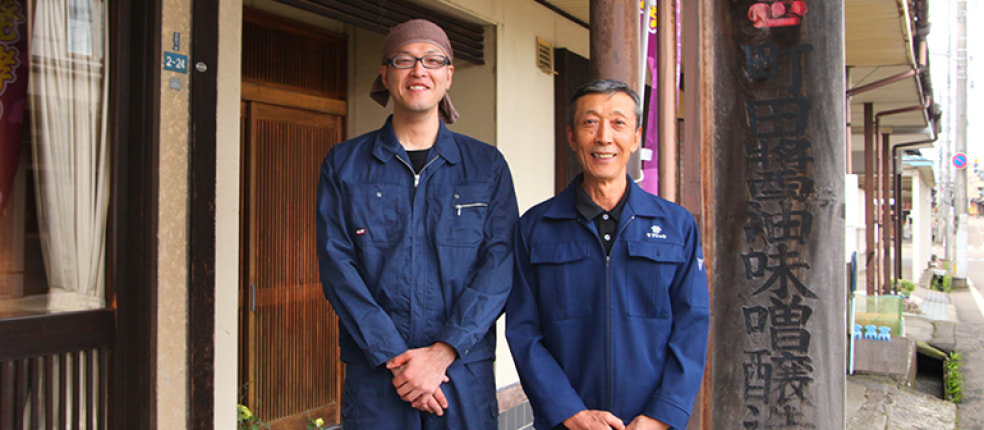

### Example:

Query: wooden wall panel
xmin=242 ymin=102 xmax=344 ymax=426
xmin=243 ymin=9 xmax=347 ymax=99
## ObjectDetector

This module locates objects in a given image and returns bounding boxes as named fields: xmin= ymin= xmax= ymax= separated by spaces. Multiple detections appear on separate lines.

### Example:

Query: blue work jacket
xmin=316 ymin=116 xmax=518 ymax=367
xmin=506 ymin=178 xmax=709 ymax=430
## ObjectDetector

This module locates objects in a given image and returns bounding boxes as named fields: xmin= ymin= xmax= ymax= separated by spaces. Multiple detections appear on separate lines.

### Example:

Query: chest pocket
xmin=437 ymin=183 xmax=491 ymax=247
xmin=346 ymin=183 xmax=407 ymax=246
xmin=625 ymin=240 xmax=686 ymax=318
xmin=530 ymin=242 xmax=595 ymax=320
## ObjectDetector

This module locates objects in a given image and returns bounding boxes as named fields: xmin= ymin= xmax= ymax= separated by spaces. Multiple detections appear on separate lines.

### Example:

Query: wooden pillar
xmin=882 ymin=133 xmax=892 ymax=293
xmin=707 ymin=1 xmax=845 ymax=429
xmin=864 ymin=103 xmax=875 ymax=295
xmin=589 ymin=0 xmax=640 ymax=181
xmin=657 ymin=0 xmax=678 ymax=202
xmin=589 ymin=0 xmax=639 ymax=87
xmin=894 ymin=154 xmax=904 ymax=282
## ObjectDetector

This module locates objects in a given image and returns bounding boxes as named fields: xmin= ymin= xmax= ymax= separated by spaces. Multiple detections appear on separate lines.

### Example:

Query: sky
xmin=927 ymin=0 xmax=981 ymax=173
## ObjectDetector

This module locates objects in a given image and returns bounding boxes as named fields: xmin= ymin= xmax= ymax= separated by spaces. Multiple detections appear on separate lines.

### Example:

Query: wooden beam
xmin=242 ymin=82 xmax=347 ymax=116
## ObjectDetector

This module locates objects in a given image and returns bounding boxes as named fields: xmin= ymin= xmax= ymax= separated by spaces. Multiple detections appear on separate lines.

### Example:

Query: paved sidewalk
xmin=845 ymin=277 xmax=961 ymax=429
xmin=847 ymin=375 xmax=957 ymax=430
xmin=917 ymin=289 xmax=957 ymax=322
xmin=949 ymin=284 xmax=984 ymax=429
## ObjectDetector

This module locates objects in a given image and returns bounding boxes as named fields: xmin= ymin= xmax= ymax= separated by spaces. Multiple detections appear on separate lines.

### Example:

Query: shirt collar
xmin=574 ymin=176 xmax=630 ymax=222
xmin=546 ymin=174 xmax=668 ymax=221
xmin=371 ymin=115 xmax=461 ymax=165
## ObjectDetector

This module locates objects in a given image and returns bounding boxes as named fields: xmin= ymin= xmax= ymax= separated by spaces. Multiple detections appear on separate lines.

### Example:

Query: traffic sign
xmin=953 ymin=152 xmax=969 ymax=169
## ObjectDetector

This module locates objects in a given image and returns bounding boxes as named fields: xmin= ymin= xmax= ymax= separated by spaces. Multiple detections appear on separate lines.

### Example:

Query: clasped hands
xmin=562 ymin=410 xmax=670 ymax=430
xmin=386 ymin=342 xmax=457 ymax=416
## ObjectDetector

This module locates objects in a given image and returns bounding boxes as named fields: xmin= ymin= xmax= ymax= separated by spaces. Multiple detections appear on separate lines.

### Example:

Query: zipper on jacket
xmin=606 ymin=215 xmax=636 ymax=409
xmin=604 ymin=254 xmax=613 ymax=410
xmin=395 ymin=153 xmax=440 ymax=188
xmin=394 ymin=152 xmax=439 ymax=342
xmin=454 ymin=202 xmax=488 ymax=215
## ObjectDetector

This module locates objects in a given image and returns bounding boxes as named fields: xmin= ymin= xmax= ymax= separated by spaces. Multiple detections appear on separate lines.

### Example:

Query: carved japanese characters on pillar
xmin=736 ymin=14 xmax=818 ymax=430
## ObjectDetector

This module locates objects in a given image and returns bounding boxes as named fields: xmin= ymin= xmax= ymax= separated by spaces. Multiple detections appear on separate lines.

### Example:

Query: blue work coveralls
xmin=316 ymin=116 xmax=518 ymax=429
xmin=506 ymin=178 xmax=709 ymax=430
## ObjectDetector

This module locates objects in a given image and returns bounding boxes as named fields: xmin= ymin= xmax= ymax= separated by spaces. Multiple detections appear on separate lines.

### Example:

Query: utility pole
xmin=954 ymin=0 xmax=969 ymax=285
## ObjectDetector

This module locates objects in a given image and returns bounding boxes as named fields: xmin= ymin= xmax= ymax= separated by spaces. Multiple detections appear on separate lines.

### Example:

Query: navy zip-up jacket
xmin=506 ymin=178 xmax=709 ymax=430
xmin=316 ymin=116 xmax=518 ymax=367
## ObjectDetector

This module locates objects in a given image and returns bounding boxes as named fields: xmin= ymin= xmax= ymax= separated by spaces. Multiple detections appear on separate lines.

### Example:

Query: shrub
xmin=896 ymin=279 xmax=917 ymax=295
xmin=238 ymin=404 xmax=270 ymax=430
xmin=945 ymin=352 xmax=963 ymax=403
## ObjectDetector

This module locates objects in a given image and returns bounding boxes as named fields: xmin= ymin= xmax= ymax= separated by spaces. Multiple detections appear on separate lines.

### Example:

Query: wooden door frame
xmin=553 ymin=48 xmax=589 ymax=195
xmin=189 ymin=0 xmax=219 ymax=428
xmin=239 ymin=99 xmax=346 ymax=427
xmin=236 ymin=10 xmax=348 ymax=427
xmin=110 ymin=0 xmax=161 ymax=427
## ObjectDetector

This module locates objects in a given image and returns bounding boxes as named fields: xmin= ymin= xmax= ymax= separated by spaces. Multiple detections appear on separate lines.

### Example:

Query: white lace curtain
xmin=29 ymin=0 xmax=110 ymax=312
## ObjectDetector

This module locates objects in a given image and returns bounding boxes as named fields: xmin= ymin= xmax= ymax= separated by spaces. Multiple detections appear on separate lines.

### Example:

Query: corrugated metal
xmin=846 ymin=0 xmax=915 ymax=67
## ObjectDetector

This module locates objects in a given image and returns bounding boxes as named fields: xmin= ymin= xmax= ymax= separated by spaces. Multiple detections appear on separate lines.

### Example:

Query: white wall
xmin=911 ymin=171 xmax=933 ymax=282
xmin=216 ymin=1 xmax=243 ymax=429
xmin=845 ymin=174 xmax=861 ymax=263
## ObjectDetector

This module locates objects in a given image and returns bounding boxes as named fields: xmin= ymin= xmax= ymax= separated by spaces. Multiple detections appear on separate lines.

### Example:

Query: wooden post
xmin=589 ymin=0 xmax=641 ymax=181
xmin=707 ymin=1 xmax=846 ymax=429
xmin=589 ymin=0 xmax=639 ymax=88
xmin=864 ymin=103 xmax=875 ymax=295
xmin=882 ymin=133 xmax=892 ymax=293
xmin=657 ymin=0 xmax=678 ymax=202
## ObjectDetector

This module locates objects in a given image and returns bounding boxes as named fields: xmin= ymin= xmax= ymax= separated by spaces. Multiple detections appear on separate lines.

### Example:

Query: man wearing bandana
xmin=316 ymin=19 xmax=518 ymax=429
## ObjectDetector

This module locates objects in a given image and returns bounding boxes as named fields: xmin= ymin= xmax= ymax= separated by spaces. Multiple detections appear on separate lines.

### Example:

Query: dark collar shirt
xmin=574 ymin=178 xmax=630 ymax=256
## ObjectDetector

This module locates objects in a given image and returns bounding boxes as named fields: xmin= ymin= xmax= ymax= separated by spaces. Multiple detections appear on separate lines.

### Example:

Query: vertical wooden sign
xmin=708 ymin=1 xmax=845 ymax=429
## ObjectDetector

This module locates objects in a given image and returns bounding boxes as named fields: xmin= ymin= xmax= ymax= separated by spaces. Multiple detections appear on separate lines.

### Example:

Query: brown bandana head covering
xmin=370 ymin=19 xmax=460 ymax=124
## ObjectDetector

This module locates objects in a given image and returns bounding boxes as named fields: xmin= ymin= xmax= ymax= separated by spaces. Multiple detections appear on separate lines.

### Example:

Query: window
xmin=0 ymin=0 xmax=110 ymax=317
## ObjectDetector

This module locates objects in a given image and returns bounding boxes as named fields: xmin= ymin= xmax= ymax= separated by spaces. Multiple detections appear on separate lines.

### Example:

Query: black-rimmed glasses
xmin=386 ymin=54 xmax=451 ymax=69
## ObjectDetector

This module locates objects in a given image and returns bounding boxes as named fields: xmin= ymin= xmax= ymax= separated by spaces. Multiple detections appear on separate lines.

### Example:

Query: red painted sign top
xmin=747 ymin=1 xmax=808 ymax=28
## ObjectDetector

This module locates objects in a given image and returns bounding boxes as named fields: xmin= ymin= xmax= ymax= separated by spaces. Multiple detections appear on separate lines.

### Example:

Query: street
xmin=955 ymin=215 xmax=984 ymax=429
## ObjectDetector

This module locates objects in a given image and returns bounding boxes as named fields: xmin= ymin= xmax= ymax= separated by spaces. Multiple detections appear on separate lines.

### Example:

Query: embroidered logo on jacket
xmin=646 ymin=225 xmax=667 ymax=240
xmin=355 ymin=228 xmax=367 ymax=236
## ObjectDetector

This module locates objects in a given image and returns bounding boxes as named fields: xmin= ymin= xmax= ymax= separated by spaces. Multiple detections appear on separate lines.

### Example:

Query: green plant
xmin=942 ymin=272 xmax=953 ymax=293
xmin=945 ymin=352 xmax=963 ymax=403
xmin=307 ymin=411 xmax=325 ymax=429
xmin=238 ymin=404 xmax=270 ymax=430
xmin=896 ymin=279 xmax=917 ymax=296
xmin=238 ymin=383 xmax=269 ymax=430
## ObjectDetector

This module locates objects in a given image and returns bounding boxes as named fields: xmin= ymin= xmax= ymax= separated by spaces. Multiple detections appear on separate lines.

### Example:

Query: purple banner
xmin=0 ymin=0 xmax=28 ymax=214
xmin=639 ymin=2 xmax=660 ymax=194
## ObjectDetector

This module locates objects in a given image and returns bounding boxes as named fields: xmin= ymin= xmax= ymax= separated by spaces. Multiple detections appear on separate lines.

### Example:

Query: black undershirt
xmin=407 ymin=149 xmax=430 ymax=173
xmin=574 ymin=181 xmax=630 ymax=256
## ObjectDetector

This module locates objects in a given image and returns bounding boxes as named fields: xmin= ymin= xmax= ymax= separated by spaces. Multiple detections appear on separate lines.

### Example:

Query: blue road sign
xmin=953 ymin=153 xmax=969 ymax=169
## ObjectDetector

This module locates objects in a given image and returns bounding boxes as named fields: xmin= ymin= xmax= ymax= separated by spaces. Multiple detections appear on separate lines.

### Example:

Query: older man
xmin=316 ymin=19 xmax=518 ymax=429
xmin=506 ymin=79 xmax=709 ymax=430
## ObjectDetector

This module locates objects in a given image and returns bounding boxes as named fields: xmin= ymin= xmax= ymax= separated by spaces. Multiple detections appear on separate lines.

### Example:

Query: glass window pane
xmin=0 ymin=0 xmax=110 ymax=317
